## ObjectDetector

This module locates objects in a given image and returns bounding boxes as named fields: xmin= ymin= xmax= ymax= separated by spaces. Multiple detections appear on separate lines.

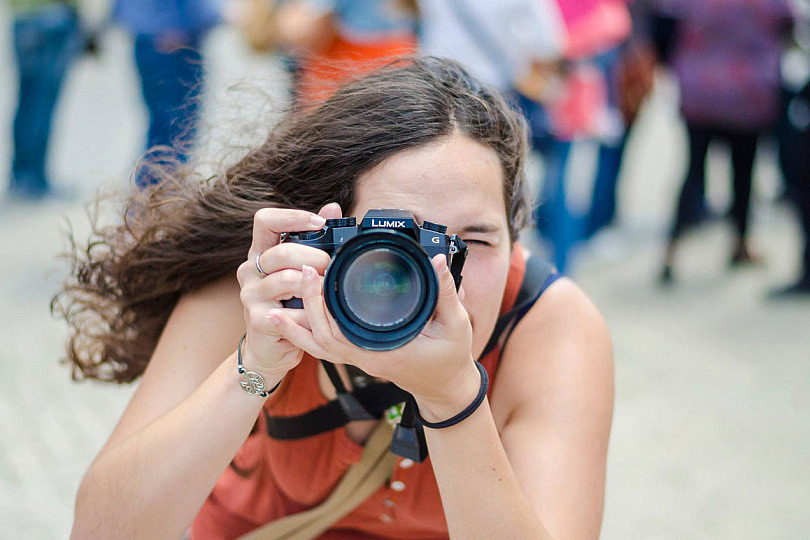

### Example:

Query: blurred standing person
xmin=583 ymin=0 xmax=658 ymax=240
xmin=250 ymin=0 xmax=419 ymax=107
xmin=113 ymin=0 xmax=221 ymax=187
xmin=536 ymin=0 xmax=632 ymax=273
xmin=6 ymin=0 xmax=82 ymax=201
xmin=772 ymin=2 xmax=810 ymax=297
xmin=660 ymin=0 xmax=794 ymax=285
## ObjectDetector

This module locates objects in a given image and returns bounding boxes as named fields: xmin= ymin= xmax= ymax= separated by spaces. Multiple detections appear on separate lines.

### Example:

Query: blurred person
xmin=238 ymin=0 xmax=418 ymax=107
xmin=772 ymin=22 xmax=810 ymax=296
xmin=531 ymin=0 xmax=632 ymax=273
xmin=113 ymin=0 xmax=221 ymax=187
xmin=660 ymin=0 xmax=794 ymax=285
xmin=56 ymin=57 xmax=613 ymax=539
xmin=6 ymin=0 xmax=82 ymax=201
xmin=583 ymin=0 xmax=658 ymax=240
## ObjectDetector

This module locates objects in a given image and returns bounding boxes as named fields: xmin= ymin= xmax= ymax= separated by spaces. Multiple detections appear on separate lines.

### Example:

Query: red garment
xmin=191 ymin=246 xmax=529 ymax=539
xmin=296 ymin=33 xmax=416 ymax=106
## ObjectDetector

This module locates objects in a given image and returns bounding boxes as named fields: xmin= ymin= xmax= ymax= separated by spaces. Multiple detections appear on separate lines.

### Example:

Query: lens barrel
xmin=324 ymin=230 xmax=438 ymax=350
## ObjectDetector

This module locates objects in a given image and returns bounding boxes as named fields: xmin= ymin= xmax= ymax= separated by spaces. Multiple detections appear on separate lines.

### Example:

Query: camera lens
xmin=324 ymin=229 xmax=438 ymax=350
xmin=341 ymin=248 xmax=423 ymax=329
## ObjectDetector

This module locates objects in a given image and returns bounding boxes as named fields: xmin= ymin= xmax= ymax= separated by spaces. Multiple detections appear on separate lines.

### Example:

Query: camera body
xmin=284 ymin=209 xmax=467 ymax=350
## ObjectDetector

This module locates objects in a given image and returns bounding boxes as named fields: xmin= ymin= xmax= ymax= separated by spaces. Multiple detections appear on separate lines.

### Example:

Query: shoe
xmin=767 ymin=278 xmax=810 ymax=299
xmin=729 ymin=246 xmax=764 ymax=268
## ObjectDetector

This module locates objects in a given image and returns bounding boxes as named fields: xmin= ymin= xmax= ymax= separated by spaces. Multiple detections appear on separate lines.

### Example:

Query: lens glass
xmin=341 ymin=248 xmax=423 ymax=329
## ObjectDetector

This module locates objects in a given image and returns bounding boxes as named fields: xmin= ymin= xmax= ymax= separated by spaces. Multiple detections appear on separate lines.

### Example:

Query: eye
xmin=462 ymin=239 xmax=492 ymax=247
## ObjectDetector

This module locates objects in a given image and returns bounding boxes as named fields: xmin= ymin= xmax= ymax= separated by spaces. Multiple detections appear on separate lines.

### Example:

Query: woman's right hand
xmin=235 ymin=203 xmax=342 ymax=382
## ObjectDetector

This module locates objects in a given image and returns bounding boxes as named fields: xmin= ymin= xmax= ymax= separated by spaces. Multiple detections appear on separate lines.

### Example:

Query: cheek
xmin=458 ymin=250 xmax=511 ymax=353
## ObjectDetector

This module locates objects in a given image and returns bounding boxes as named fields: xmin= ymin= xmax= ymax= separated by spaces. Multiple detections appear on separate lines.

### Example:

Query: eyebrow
xmin=412 ymin=213 xmax=501 ymax=235
xmin=457 ymin=223 xmax=501 ymax=235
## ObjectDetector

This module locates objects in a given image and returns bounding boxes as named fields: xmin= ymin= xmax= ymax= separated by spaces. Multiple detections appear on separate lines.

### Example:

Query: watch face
xmin=240 ymin=371 xmax=266 ymax=395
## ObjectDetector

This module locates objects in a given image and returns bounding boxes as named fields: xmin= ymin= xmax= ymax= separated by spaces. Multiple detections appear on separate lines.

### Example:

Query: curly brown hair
xmin=52 ymin=56 xmax=530 ymax=384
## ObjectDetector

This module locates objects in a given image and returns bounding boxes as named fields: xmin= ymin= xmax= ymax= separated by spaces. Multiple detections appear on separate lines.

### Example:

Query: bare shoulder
xmin=490 ymin=276 xmax=614 ymax=430
xmin=103 ymin=274 xmax=244 ymax=449
xmin=488 ymin=277 xmax=613 ymax=537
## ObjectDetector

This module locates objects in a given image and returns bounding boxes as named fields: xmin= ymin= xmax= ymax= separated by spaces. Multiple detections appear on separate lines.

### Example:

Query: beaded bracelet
xmin=413 ymin=361 xmax=489 ymax=429
xmin=237 ymin=333 xmax=282 ymax=398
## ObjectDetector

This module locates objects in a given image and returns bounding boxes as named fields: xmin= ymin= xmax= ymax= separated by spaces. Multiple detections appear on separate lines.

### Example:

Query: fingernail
xmin=435 ymin=254 xmax=448 ymax=272
xmin=266 ymin=311 xmax=282 ymax=325
xmin=302 ymin=265 xmax=316 ymax=280
xmin=311 ymin=214 xmax=326 ymax=227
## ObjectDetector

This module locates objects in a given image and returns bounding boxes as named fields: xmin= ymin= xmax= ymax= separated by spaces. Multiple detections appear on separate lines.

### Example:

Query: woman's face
xmin=349 ymin=133 xmax=513 ymax=358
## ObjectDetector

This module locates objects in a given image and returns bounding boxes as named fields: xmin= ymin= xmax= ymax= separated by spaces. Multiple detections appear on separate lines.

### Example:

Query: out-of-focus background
xmin=1 ymin=0 xmax=809 ymax=538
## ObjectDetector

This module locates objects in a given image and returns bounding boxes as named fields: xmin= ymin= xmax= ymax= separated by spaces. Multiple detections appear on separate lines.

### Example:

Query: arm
xmin=270 ymin=257 xmax=613 ymax=538
xmin=416 ymin=278 xmax=613 ymax=539
xmin=71 ymin=277 xmax=264 ymax=539
xmin=71 ymin=207 xmax=338 ymax=539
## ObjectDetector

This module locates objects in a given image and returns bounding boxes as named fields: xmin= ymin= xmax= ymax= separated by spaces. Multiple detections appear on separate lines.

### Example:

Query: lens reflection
xmin=341 ymin=248 xmax=422 ymax=329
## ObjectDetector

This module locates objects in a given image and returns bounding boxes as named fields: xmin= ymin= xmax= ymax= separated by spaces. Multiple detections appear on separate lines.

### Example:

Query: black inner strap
xmin=265 ymin=381 xmax=410 ymax=440
xmin=480 ymin=256 xmax=556 ymax=358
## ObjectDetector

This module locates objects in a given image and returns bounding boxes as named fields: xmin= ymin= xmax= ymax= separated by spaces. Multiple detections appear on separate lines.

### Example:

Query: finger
xmin=299 ymin=264 xmax=352 ymax=353
xmin=429 ymin=254 xmax=466 ymax=329
xmin=256 ymin=243 xmax=332 ymax=278
xmin=266 ymin=307 xmax=332 ymax=360
xmin=317 ymin=202 xmax=343 ymax=220
xmin=249 ymin=207 xmax=327 ymax=258
xmin=269 ymin=306 xmax=311 ymax=330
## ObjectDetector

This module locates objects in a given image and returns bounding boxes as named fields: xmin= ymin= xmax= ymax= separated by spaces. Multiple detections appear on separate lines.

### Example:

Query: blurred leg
xmin=9 ymin=6 xmax=79 ymax=198
xmin=535 ymin=139 xmax=574 ymax=273
xmin=794 ymin=129 xmax=810 ymax=282
xmin=586 ymin=132 xmax=628 ymax=238
xmin=727 ymin=129 xmax=760 ymax=262
xmin=671 ymin=124 xmax=712 ymax=239
xmin=133 ymin=33 xmax=205 ymax=187
xmin=661 ymin=123 xmax=712 ymax=283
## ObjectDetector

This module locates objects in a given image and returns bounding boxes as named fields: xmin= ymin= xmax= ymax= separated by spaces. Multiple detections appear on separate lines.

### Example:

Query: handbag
xmin=237 ymin=419 xmax=396 ymax=540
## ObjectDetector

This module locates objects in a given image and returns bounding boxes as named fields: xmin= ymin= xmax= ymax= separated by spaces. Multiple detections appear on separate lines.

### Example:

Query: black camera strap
xmin=264 ymin=254 xmax=557 ymax=459
xmin=263 ymin=370 xmax=410 ymax=439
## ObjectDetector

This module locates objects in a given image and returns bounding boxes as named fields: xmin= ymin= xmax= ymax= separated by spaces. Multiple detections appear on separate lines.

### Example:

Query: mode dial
xmin=422 ymin=221 xmax=447 ymax=234
xmin=326 ymin=217 xmax=356 ymax=227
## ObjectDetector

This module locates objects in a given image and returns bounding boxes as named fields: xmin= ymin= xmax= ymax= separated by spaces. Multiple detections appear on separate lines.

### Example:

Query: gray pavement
xmin=1 ymin=10 xmax=809 ymax=539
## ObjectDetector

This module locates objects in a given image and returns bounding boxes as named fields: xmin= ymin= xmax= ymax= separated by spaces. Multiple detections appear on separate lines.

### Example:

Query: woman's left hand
xmin=266 ymin=253 xmax=481 ymax=418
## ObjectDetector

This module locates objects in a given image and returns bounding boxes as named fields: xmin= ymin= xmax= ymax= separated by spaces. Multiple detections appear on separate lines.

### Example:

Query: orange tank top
xmin=191 ymin=246 xmax=529 ymax=539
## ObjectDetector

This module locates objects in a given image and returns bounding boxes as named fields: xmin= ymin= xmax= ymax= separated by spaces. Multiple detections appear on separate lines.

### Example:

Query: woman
xmin=59 ymin=57 xmax=613 ymax=539
xmin=660 ymin=0 xmax=794 ymax=284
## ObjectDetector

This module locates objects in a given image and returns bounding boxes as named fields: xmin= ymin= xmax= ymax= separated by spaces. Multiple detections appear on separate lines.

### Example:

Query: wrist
xmin=411 ymin=360 xmax=483 ymax=424
xmin=237 ymin=334 xmax=284 ymax=398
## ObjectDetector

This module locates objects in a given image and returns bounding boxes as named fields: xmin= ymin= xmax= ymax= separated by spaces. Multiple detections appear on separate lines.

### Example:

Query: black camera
xmin=283 ymin=209 xmax=468 ymax=350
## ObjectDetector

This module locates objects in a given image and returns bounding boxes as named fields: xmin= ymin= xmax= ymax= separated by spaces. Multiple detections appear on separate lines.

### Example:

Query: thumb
xmin=430 ymin=254 xmax=464 ymax=326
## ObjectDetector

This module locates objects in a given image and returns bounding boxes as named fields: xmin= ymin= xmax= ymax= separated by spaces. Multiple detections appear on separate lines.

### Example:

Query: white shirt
xmin=418 ymin=0 xmax=567 ymax=90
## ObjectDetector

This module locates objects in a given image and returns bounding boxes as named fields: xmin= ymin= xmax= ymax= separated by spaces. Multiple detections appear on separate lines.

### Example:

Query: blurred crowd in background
xmin=4 ymin=0 xmax=810 ymax=297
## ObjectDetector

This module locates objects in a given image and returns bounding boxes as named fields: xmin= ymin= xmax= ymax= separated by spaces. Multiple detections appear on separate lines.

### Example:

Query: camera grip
xmin=281 ymin=298 xmax=304 ymax=309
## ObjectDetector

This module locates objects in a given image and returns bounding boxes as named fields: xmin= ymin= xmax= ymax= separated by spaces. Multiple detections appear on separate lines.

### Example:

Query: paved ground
xmin=1 ymin=10 xmax=809 ymax=539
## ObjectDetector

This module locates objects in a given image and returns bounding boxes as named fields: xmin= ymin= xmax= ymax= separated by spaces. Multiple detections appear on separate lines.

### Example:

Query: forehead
xmin=352 ymin=134 xmax=507 ymax=228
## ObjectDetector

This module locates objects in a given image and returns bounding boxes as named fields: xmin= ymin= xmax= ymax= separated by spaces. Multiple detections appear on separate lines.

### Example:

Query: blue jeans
xmin=584 ymin=47 xmax=626 ymax=239
xmin=133 ymin=33 xmax=205 ymax=187
xmin=513 ymin=92 xmax=576 ymax=273
xmin=10 ymin=4 xmax=80 ymax=198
